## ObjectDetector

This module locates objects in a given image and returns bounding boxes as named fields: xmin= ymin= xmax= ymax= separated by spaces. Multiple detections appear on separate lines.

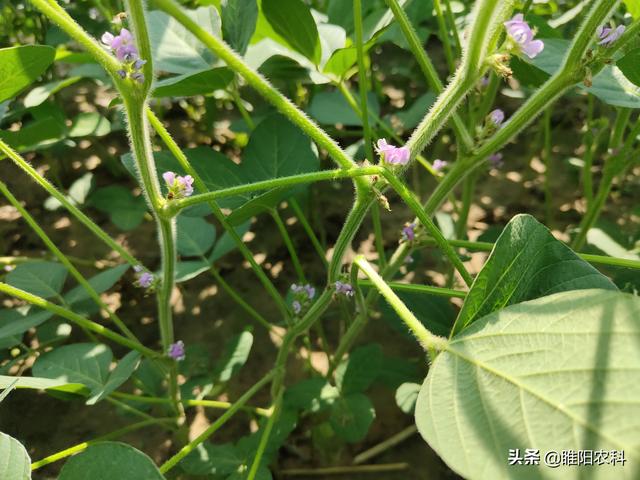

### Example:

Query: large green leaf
xmin=0 ymin=309 xmax=53 ymax=345
xmin=308 ymin=90 xmax=380 ymax=127
xmin=147 ymin=7 xmax=220 ymax=74
xmin=0 ymin=431 xmax=30 ymax=480
xmin=182 ymin=443 xmax=241 ymax=476
xmin=58 ymin=442 xmax=165 ymax=480
xmin=334 ymin=344 xmax=383 ymax=395
xmin=89 ymin=186 xmax=147 ymax=231
xmin=416 ymin=289 xmax=640 ymax=480
xmin=23 ymin=76 xmax=82 ymax=108
xmin=88 ymin=351 xmax=141 ymax=405
xmin=528 ymin=38 xmax=640 ymax=108
xmin=222 ymin=0 xmax=259 ymax=55
xmin=6 ymin=262 xmax=68 ymax=299
xmin=0 ymin=45 xmax=55 ymax=103
xmin=261 ymin=0 xmax=321 ymax=64
xmin=452 ymin=214 xmax=616 ymax=336
xmin=380 ymin=290 xmax=455 ymax=338
xmin=63 ymin=264 xmax=130 ymax=307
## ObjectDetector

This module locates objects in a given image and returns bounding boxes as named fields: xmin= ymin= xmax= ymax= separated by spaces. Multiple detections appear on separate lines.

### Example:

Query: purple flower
xmin=504 ymin=14 xmax=544 ymax=59
xmin=432 ymin=159 xmax=448 ymax=171
xmin=163 ymin=171 xmax=194 ymax=198
xmin=101 ymin=28 xmax=146 ymax=82
xmin=402 ymin=222 xmax=417 ymax=242
xmin=375 ymin=139 xmax=410 ymax=166
xmin=334 ymin=281 xmax=355 ymax=297
xmin=116 ymin=43 xmax=139 ymax=62
xmin=168 ymin=341 xmax=185 ymax=361
xmin=488 ymin=152 xmax=504 ymax=168
xmin=489 ymin=109 xmax=505 ymax=127
xmin=133 ymin=265 xmax=154 ymax=288
xmin=597 ymin=24 xmax=625 ymax=47
xmin=292 ymin=300 xmax=302 ymax=314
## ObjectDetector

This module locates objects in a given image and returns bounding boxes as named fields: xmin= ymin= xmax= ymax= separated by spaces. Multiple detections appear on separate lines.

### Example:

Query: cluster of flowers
xmin=596 ymin=24 xmax=625 ymax=46
xmin=163 ymin=171 xmax=194 ymax=199
xmin=101 ymin=28 xmax=146 ymax=83
xmin=290 ymin=284 xmax=316 ymax=314
xmin=375 ymin=139 xmax=410 ymax=166
xmin=401 ymin=222 xmax=417 ymax=242
xmin=168 ymin=340 xmax=185 ymax=361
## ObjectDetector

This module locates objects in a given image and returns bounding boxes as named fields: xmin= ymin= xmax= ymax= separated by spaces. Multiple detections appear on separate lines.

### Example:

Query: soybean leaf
xmin=45 ymin=173 xmax=94 ymax=211
xmin=68 ymin=112 xmax=111 ymax=138
xmin=452 ymin=214 xmax=616 ymax=336
xmin=88 ymin=352 xmax=141 ymax=405
xmin=283 ymin=378 xmax=339 ymax=413
xmin=308 ymin=90 xmax=380 ymax=127
xmin=329 ymin=393 xmax=375 ymax=443
xmin=261 ymin=0 xmax=321 ymax=64
xmin=334 ymin=344 xmax=383 ymax=395
xmin=222 ymin=0 xmax=258 ymax=55
xmin=0 ymin=309 xmax=53 ymax=344
xmin=0 ymin=375 xmax=87 ymax=395
xmin=153 ymin=67 xmax=233 ymax=98
xmin=63 ymin=264 xmax=130 ymax=307
xmin=23 ymin=76 xmax=82 ymax=108
xmin=0 ymin=116 xmax=66 ymax=152
xmin=617 ymin=48 xmax=640 ymax=87
xmin=395 ymin=382 xmax=420 ymax=414
xmin=89 ymin=186 xmax=147 ymax=231
xmin=214 ymin=331 xmax=253 ymax=382
xmin=210 ymin=221 xmax=252 ymax=262
xmin=182 ymin=443 xmax=241 ymax=476
xmin=624 ymin=0 xmax=640 ymax=18
xmin=0 ymin=431 xmax=31 ymax=480
xmin=148 ymin=7 xmax=221 ymax=74
xmin=529 ymin=38 xmax=640 ymax=108
xmin=58 ymin=442 xmax=165 ymax=480
xmin=175 ymin=260 xmax=211 ymax=283
xmin=0 ymin=45 xmax=55 ymax=103
xmin=6 ymin=262 xmax=68 ymax=299
xmin=416 ymin=289 xmax=640 ymax=480
xmin=376 ymin=356 xmax=421 ymax=389
xmin=32 ymin=343 xmax=112 ymax=400
xmin=177 ymin=216 xmax=217 ymax=257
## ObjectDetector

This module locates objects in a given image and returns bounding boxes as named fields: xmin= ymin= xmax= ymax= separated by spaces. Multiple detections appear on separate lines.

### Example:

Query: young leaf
xmin=416 ymin=289 xmax=640 ymax=480
xmin=0 ymin=45 xmax=56 ymax=103
xmin=58 ymin=442 xmax=165 ymax=480
xmin=32 ymin=343 xmax=112 ymax=401
xmin=452 ymin=214 xmax=616 ymax=336
xmin=0 ymin=431 xmax=31 ymax=480
xmin=176 ymin=216 xmax=217 ymax=257
xmin=329 ymin=393 xmax=375 ymax=443
xmin=395 ymin=382 xmax=420 ymax=414
xmin=617 ymin=48 xmax=640 ymax=88
xmin=222 ymin=0 xmax=259 ymax=55
xmin=262 ymin=0 xmax=321 ymax=64
xmin=334 ymin=344 xmax=383 ymax=395
xmin=6 ymin=261 xmax=68 ymax=299
xmin=214 ymin=331 xmax=253 ymax=382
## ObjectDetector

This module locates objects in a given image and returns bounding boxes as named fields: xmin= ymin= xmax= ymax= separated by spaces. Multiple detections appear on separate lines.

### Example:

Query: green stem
xmin=443 ymin=0 xmax=462 ymax=57
xmin=382 ymin=171 xmax=473 ymax=286
xmin=289 ymin=198 xmax=328 ymax=268
xmin=170 ymin=167 xmax=382 ymax=215
xmin=0 ymin=139 xmax=138 ymax=265
xmin=271 ymin=209 xmax=306 ymax=283
xmin=358 ymin=279 xmax=467 ymax=298
xmin=0 ymin=283 xmax=157 ymax=357
xmin=354 ymin=257 xmax=447 ymax=353
xmin=0 ymin=182 xmax=139 ymax=343
xmin=247 ymin=390 xmax=283 ymax=480
xmin=152 ymin=0 xmax=366 ymax=189
xmin=542 ymin=107 xmax=553 ymax=226
xmin=433 ymin=0 xmax=456 ymax=72
xmin=371 ymin=203 xmax=387 ymax=269
xmin=125 ymin=0 xmax=154 ymax=94
xmin=31 ymin=418 xmax=175 ymax=470
xmin=354 ymin=0 xmax=374 ymax=163
xmin=383 ymin=0 xmax=473 ymax=151
xmin=159 ymin=369 xmax=276 ymax=473
xmin=147 ymin=108 xmax=291 ymax=319
xmin=210 ymin=267 xmax=275 ymax=332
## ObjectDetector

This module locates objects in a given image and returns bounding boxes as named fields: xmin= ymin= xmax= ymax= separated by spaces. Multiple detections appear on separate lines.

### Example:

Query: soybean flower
xmin=334 ymin=281 xmax=355 ymax=297
xmin=290 ymin=283 xmax=316 ymax=315
xmin=133 ymin=265 xmax=154 ymax=289
xmin=375 ymin=139 xmax=410 ymax=166
xmin=596 ymin=24 xmax=625 ymax=47
xmin=402 ymin=222 xmax=417 ymax=242
xmin=489 ymin=109 xmax=505 ymax=127
xmin=101 ymin=28 xmax=146 ymax=83
xmin=504 ymin=14 xmax=544 ymax=59
xmin=489 ymin=153 xmax=504 ymax=168
xmin=163 ymin=171 xmax=194 ymax=199
xmin=168 ymin=341 xmax=186 ymax=361
xmin=432 ymin=159 xmax=448 ymax=171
